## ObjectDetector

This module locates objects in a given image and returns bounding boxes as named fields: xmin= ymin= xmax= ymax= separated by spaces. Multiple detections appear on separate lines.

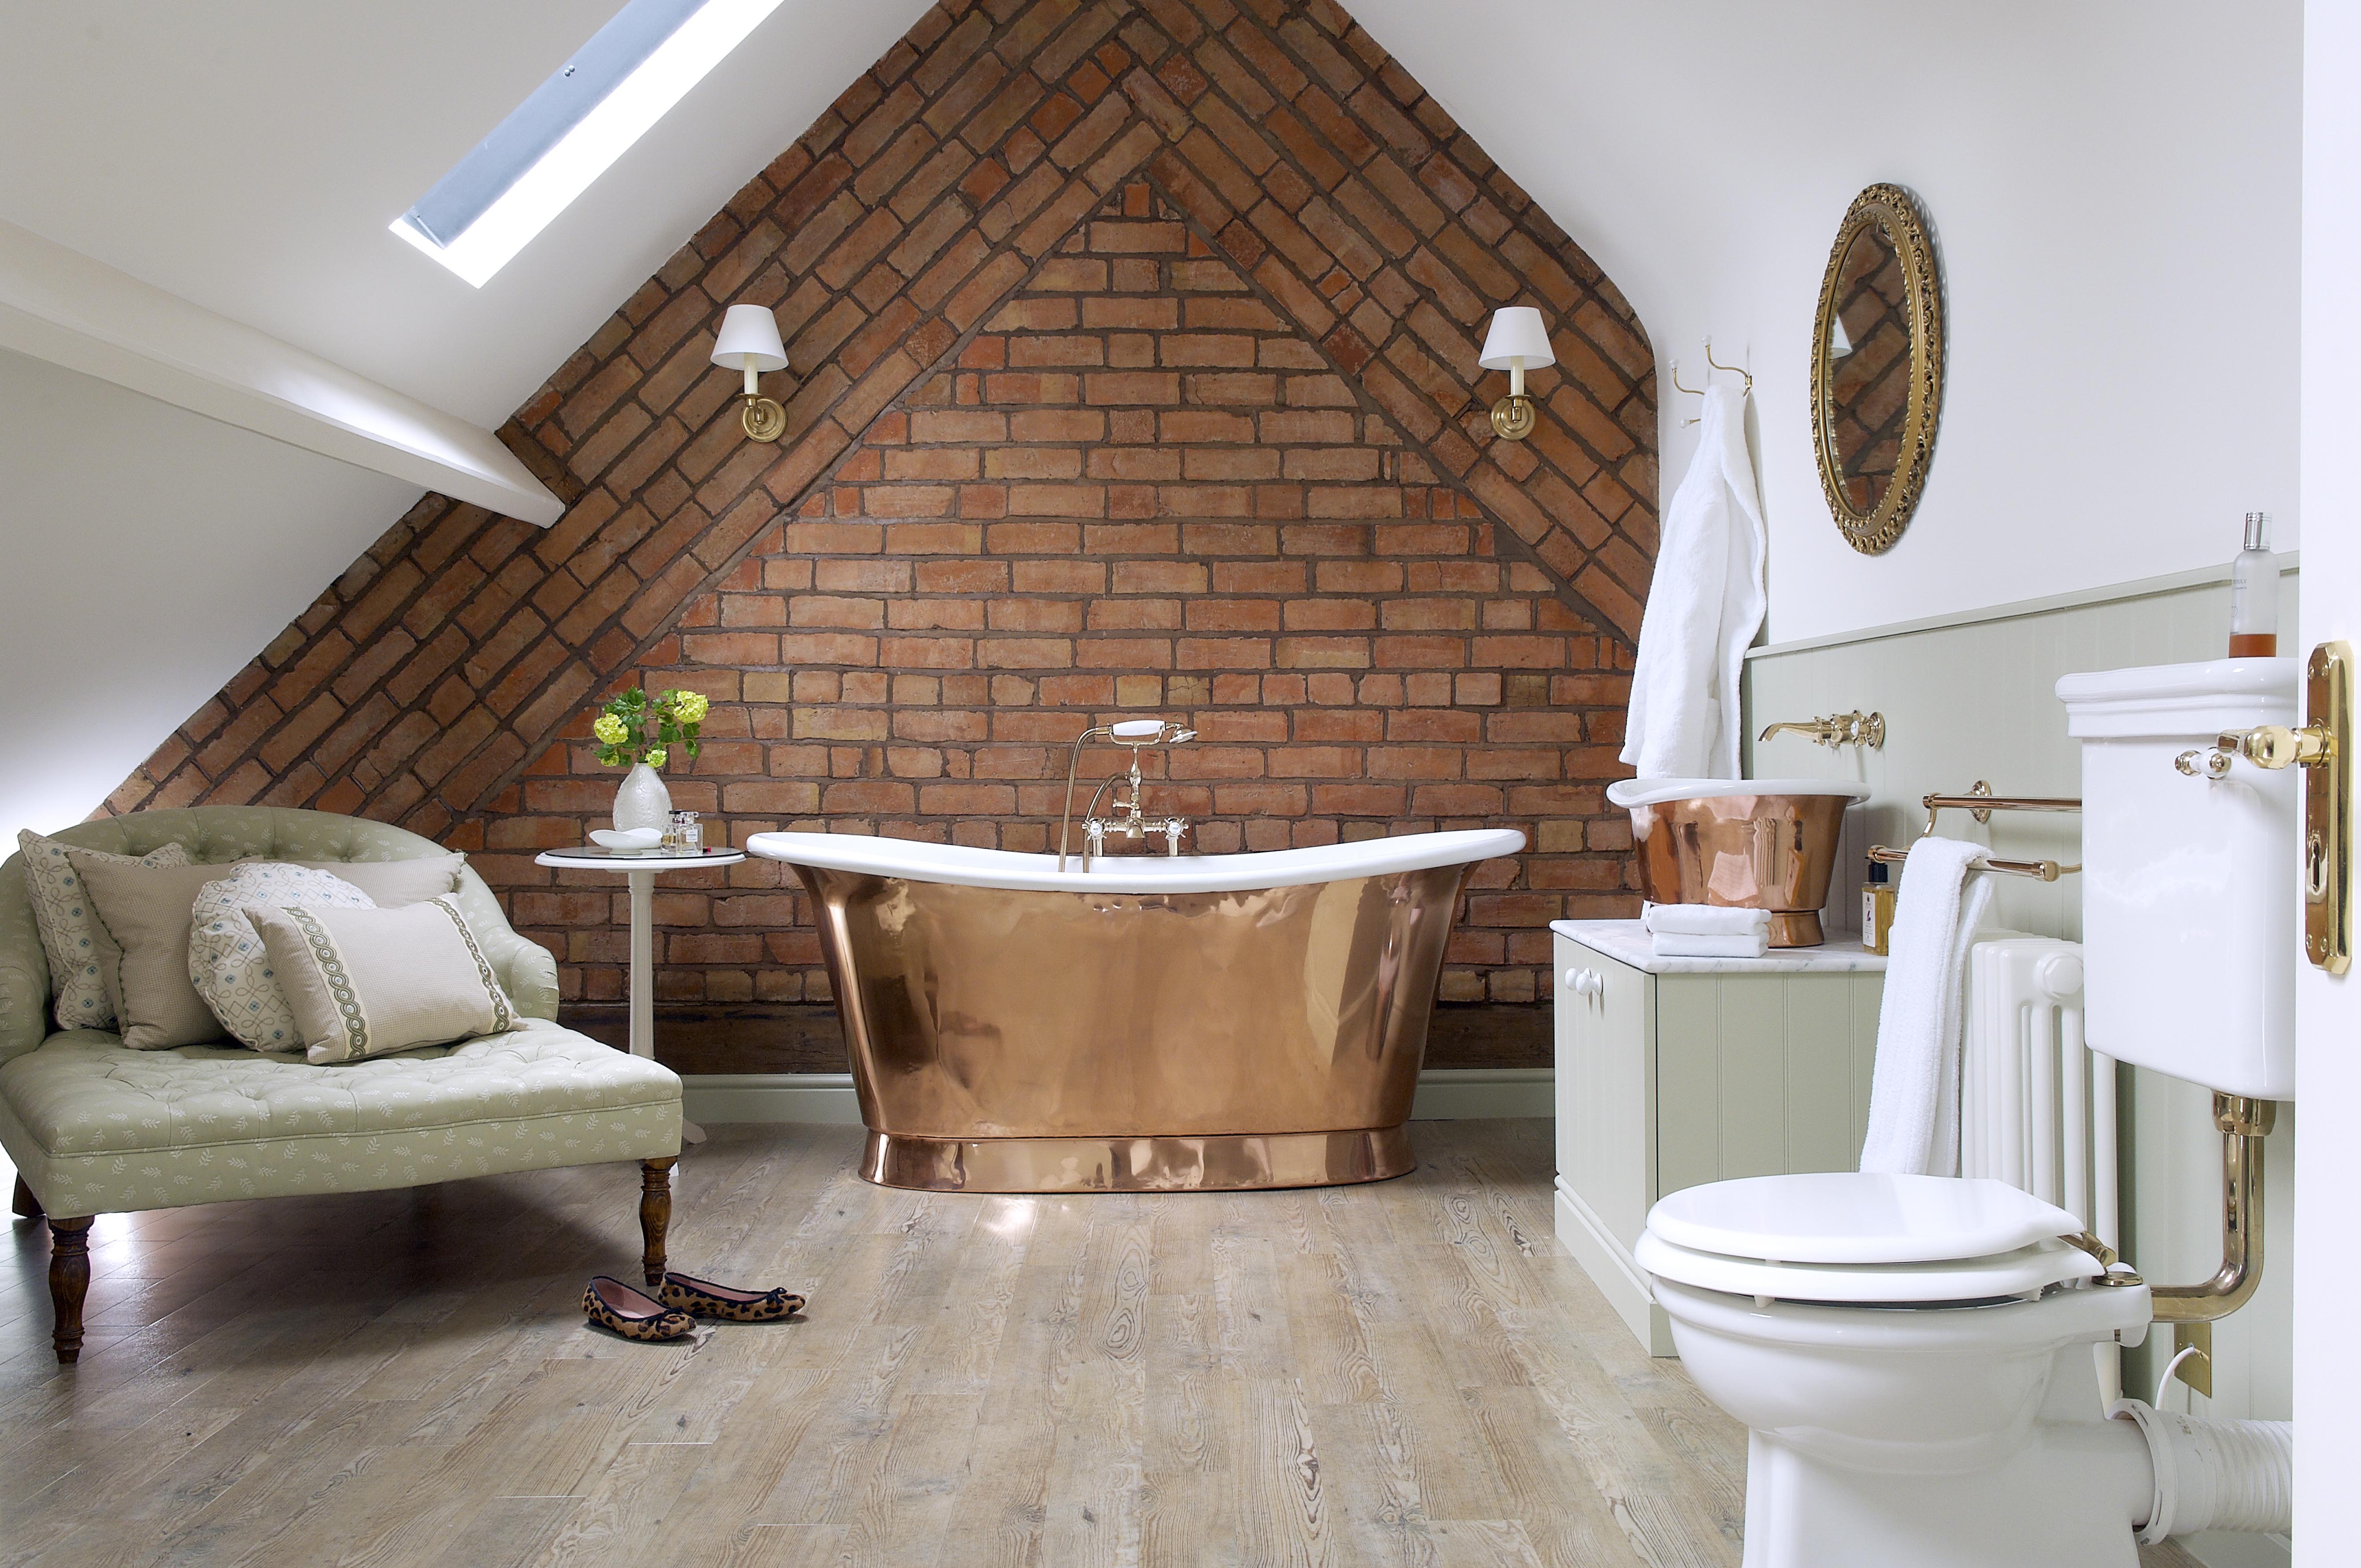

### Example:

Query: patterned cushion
xmin=2 ymin=808 xmax=559 ymax=1067
xmin=0 ymin=1021 xmax=681 ymax=1217
xmin=16 ymin=831 xmax=191 ymax=1034
xmin=188 ymin=864 xmax=374 ymax=1052
xmin=250 ymin=899 xmax=516 ymax=1063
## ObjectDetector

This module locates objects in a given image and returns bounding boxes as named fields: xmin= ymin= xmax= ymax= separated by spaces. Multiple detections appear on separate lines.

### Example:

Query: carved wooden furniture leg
xmin=49 ymin=1216 xmax=93 ymax=1364
xmin=12 ymin=1175 xmax=41 ymax=1219
xmin=639 ymin=1158 xmax=675 ymax=1287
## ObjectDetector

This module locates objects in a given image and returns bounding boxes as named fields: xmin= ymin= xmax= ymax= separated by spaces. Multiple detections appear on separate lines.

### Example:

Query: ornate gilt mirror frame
xmin=1811 ymin=183 xmax=1944 ymax=555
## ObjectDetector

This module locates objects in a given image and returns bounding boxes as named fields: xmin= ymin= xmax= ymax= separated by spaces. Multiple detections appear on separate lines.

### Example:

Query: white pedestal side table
xmin=535 ymin=846 xmax=746 ymax=1145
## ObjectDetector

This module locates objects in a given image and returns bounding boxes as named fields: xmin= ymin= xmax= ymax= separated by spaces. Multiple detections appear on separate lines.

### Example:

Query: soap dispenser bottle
xmin=2229 ymin=511 xmax=2278 ymax=658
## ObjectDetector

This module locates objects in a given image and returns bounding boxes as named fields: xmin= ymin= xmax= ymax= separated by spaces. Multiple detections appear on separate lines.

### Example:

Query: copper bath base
xmin=861 ymin=1127 xmax=1417 ymax=1193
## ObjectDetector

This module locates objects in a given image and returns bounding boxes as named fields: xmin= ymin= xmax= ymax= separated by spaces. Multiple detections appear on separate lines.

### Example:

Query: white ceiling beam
xmin=0 ymin=218 xmax=562 ymax=527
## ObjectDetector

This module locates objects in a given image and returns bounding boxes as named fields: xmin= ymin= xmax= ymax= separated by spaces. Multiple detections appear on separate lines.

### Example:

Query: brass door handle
xmin=2190 ymin=647 xmax=2350 ymax=973
xmin=2216 ymin=722 xmax=2335 ymax=770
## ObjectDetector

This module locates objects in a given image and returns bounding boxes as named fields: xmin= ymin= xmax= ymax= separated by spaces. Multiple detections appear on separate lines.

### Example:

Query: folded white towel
xmin=1650 ymin=930 xmax=1770 ymax=960
xmin=1643 ymin=903 xmax=1773 ymax=938
xmin=1620 ymin=382 xmax=1767 ymax=780
xmin=1858 ymin=837 xmax=1995 ymax=1176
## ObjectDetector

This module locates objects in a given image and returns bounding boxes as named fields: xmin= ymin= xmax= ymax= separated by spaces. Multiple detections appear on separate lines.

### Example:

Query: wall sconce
xmin=1478 ymin=306 xmax=1554 ymax=440
xmin=711 ymin=303 xmax=788 ymax=441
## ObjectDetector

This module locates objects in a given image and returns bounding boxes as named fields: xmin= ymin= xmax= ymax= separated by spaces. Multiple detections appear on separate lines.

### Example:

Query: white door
xmin=2294 ymin=6 xmax=2358 ymax=1557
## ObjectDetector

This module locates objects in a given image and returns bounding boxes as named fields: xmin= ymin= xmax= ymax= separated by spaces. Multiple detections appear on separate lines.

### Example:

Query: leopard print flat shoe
xmin=657 ymin=1270 xmax=806 ymax=1323
xmin=583 ymin=1275 xmax=697 ymax=1341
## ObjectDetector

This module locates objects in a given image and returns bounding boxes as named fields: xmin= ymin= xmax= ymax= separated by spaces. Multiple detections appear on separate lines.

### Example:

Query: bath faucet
xmin=1057 ymin=719 xmax=1196 ymax=871
xmin=1758 ymin=710 xmax=1885 ymax=750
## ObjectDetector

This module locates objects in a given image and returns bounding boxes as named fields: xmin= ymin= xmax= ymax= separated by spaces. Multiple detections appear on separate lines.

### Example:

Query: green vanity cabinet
xmin=1551 ymin=920 xmax=1888 ymax=1355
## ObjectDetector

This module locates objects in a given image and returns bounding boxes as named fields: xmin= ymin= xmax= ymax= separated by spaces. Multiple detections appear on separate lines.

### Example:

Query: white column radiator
xmin=1959 ymin=937 xmax=2118 ymax=1249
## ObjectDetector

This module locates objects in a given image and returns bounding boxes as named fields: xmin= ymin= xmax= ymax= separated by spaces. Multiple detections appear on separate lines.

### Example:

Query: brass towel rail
xmin=1868 ymin=780 xmax=2083 ymax=882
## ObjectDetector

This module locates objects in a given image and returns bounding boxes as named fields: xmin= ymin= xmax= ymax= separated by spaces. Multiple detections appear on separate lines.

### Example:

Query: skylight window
xmin=391 ymin=0 xmax=787 ymax=287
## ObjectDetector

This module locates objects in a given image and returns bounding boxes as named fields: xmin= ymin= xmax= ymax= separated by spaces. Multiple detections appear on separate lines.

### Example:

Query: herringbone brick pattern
xmin=106 ymin=0 xmax=1655 ymax=1031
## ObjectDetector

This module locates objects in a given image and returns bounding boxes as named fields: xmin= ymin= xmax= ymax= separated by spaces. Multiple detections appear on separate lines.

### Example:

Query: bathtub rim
xmin=744 ymin=825 xmax=1525 ymax=894
xmin=1606 ymin=777 xmax=1873 ymax=809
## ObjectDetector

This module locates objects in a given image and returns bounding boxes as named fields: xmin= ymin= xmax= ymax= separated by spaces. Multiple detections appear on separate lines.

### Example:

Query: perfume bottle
xmin=2229 ymin=511 xmax=2278 ymax=658
xmin=1861 ymin=858 xmax=1896 ymax=955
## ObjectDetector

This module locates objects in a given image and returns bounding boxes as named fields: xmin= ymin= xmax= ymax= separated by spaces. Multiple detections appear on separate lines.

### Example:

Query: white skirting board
xmin=1554 ymin=1177 xmax=1675 ymax=1357
xmin=682 ymin=1067 xmax=1554 ymax=1127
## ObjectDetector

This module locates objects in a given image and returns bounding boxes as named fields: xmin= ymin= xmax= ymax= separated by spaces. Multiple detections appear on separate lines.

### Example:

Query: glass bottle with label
xmin=2229 ymin=511 xmax=2278 ymax=658
xmin=1861 ymin=858 xmax=1896 ymax=955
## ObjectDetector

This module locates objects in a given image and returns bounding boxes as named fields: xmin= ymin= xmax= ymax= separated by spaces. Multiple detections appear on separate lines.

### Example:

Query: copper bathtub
xmin=744 ymin=829 xmax=1525 ymax=1193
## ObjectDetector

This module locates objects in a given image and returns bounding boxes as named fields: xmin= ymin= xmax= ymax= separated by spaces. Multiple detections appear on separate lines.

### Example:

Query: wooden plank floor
xmin=0 ymin=1121 xmax=2201 ymax=1568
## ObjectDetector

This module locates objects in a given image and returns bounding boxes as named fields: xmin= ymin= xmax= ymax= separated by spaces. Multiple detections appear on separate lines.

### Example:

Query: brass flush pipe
xmin=2149 ymin=1094 xmax=2275 ymax=1324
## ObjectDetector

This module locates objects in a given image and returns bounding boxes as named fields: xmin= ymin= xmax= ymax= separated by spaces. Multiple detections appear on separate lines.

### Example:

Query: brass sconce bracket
xmin=1489 ymin=393 xmax=1536 ymax=441
xmin=740 ymin=394 xmax=786 ymax=442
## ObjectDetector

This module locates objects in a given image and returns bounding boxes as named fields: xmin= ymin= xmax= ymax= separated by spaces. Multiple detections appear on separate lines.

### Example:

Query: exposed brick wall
xmin=106 ymin=0 xmax=1656 ymax=1064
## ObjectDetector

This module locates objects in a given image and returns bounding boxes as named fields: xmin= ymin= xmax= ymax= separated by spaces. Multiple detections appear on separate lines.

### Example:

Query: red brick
xmin=136 ymin=23 xmax=1657 ymax=1028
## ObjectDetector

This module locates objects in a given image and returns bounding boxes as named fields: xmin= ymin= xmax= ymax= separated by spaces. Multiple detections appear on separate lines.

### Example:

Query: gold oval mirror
xmin=1812 ymin=184 xmax=1943 ymax=554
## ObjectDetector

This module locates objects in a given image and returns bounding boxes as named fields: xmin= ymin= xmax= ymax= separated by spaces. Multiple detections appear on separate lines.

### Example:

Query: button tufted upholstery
xmin=0 ymin=807 xmax=680 ymax=1220
xmin=1 ymin=806 xmax=560 ymax=1064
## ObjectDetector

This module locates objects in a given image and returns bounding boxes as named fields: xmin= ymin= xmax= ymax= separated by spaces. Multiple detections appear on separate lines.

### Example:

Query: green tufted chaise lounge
xmin=0 ymin=806 xmax=684 ymax=1362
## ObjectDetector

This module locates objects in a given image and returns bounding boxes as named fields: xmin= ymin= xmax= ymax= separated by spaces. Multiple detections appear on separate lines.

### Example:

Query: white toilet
xmin=1638 ymin=1174 xmax=2154 ymax=1566
xmin=1634 ymin=659 xmax=2301 ymax=1566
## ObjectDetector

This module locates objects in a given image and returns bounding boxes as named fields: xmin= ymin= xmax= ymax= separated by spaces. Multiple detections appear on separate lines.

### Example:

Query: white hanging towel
xmin=1858 ymin=838 xmax=1995 ymax=1176
xmin=1620 ymin=381 xmax=1766 ymax=781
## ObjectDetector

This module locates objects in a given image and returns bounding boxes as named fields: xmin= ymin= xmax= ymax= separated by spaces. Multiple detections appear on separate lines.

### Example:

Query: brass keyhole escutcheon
xmin=2304 ymin=641 xmax=2351 ymax=972
xmin=2214 ymin=644 xmax=2350 ymax=972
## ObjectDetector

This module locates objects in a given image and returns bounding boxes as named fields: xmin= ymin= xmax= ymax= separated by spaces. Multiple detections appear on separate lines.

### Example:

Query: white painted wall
xmin=2294 ymin=1 xmax=2361 ymax=1554
xmin=0 ymin=0 xmax=934 ymax=425
xmin=0 ymin=349 xmax=419 ymax=834
xmin=1346 ymin=0 xmax=2303 ymax=643
xmin=0 ymin=0 xmax=933 ymax=835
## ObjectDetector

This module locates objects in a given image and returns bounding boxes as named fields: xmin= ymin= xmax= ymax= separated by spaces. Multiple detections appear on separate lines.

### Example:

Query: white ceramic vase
xmin=613 ymin=762 xmax=672 ymax=833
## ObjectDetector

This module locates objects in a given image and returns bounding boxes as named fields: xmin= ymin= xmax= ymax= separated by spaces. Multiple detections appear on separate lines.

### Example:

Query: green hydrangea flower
xmin=592 ymin=713 xmax=629 ymax=745
xmin=645 ymin=747 xmax=668 ymax=769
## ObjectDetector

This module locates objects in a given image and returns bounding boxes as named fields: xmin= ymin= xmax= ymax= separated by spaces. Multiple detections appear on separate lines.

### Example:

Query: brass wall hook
xmin=1704 ymin=338 xmax=1753 ymax=396
xmin=1673 ymin=343 xmax=1752 ymax=425
xmin=1671 ymin=361 xmax=1704 ymax=426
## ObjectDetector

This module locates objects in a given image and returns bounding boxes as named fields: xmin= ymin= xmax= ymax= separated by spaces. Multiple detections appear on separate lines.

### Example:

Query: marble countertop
xmin=1551 ymin=919 xmax=1889 ymax=975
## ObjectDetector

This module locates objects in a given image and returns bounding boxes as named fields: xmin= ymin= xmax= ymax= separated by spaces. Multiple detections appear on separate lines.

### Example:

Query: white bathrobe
xmin=1620 ymin=382 xmax=1766 ymax=782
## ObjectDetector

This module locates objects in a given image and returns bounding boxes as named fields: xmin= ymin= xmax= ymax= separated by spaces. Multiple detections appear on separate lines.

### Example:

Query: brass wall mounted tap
xmin=1758 ymin=710 xmax=1885 ymax=751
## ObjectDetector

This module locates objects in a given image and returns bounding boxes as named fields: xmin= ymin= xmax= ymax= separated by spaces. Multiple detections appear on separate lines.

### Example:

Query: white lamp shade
xmin=1477 ymin=306 xmax=1554 ymax=370
xmin=711 ymin=304 xmax=788 ymax=372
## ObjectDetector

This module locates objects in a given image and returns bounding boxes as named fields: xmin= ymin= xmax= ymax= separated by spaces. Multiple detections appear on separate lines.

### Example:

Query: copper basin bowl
xmin=1609 ymin=778 xmax=1870 ymax=947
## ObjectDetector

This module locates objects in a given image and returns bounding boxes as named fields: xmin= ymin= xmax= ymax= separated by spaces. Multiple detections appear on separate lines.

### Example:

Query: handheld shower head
xmin=1108 ymin=719 xmax=1195 ymax=746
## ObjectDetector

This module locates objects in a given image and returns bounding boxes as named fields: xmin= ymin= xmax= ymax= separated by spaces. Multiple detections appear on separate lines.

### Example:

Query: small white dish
xmin=590 ymin=828 xmax=663 ymax=851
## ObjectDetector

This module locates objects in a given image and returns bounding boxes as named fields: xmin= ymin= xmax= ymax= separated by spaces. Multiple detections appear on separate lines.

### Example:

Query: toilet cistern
xmin=1056 ymin=719 xmax=1198 ymax=871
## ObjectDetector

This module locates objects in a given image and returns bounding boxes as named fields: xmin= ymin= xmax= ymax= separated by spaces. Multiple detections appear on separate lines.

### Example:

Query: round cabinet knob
xmin=1562 ymin=968 xmax=1604 ymax=998
xmin=2035 ymin=950 xmax=2085 ymax=1000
